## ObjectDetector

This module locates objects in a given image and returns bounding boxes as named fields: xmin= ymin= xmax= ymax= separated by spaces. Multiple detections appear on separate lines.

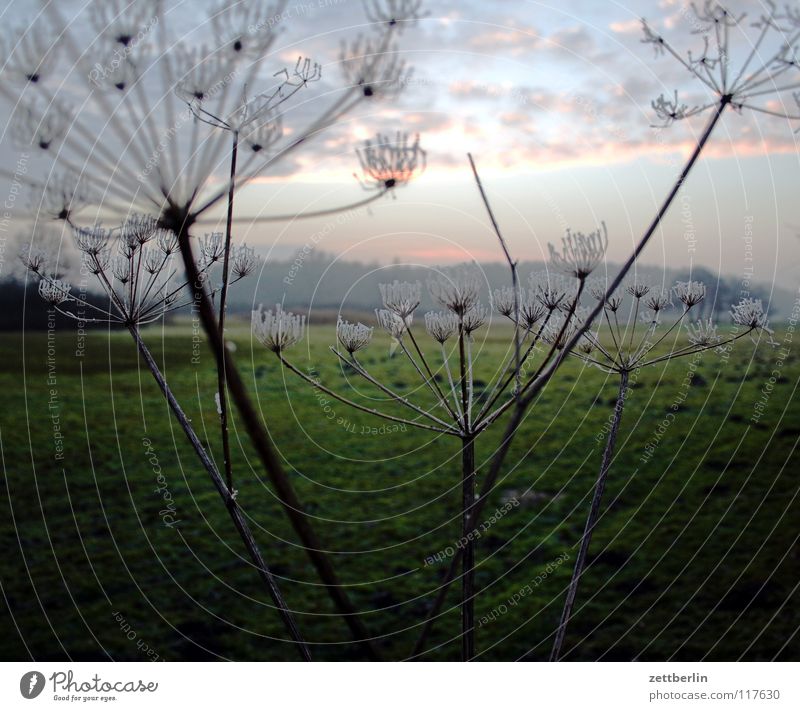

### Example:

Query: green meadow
xmin=1 ymin=321 xmax=798 ymax=661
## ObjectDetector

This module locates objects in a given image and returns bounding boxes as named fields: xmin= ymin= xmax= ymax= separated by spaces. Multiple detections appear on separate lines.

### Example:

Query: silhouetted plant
xmin=258 ymin=219 xmax=608 ymax=659
xmin=549 ymin=280 xmax=774 ymax=660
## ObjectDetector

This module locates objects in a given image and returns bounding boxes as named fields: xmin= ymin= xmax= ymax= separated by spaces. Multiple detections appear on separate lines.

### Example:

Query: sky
xmin=1 ymin=0 xmax=799 ymax=290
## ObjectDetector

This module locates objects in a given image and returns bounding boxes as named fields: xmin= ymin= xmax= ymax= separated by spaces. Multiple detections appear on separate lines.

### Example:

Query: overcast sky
xmin=1 ymin=0 xmax=799 ymax=290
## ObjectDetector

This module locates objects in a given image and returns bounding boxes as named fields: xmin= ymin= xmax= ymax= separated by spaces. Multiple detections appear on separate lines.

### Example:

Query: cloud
xmin=610 ymin=19 xmax=641 ymax=34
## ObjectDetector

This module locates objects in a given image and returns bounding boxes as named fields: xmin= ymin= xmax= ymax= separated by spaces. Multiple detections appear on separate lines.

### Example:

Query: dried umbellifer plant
xmin=549 ymin=279 xmax=775 ymax=661
xmin=255 ymin=214 xmax=608 ymax=659
xmin=412 ymin=1 xmax=800 ymax=657
xmin=18 ymin=215 xmax=318 ymax=658
xmin=2 ymin=0 xmax=427 ymax=659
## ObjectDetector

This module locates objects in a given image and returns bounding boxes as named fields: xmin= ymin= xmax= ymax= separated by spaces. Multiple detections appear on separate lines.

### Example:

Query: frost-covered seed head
xmin=379 ymin=280 xmax=421 ymax=319
xmin=673 ymin=280 xmax=706 ymax=308
xmin=428 ymin=267 xmax=482 ymax=316
xmin=87 ymin=249 xmax=111 ymax=275
xmin=375 ymin=308 xmax=408 ymax=339
xmin=424 ymin=311 xmax=458 ymax=343
xmin=686 ymin=318 xmax=720 ymax=346
xmin=548 ymin=222 xmax=608 ymax=279
xmin=356 ymin=132 xmax=426 ymax=191
xmin=626 ymin=281 xmax=651 ymax=299
xmin=144 ymin=249 xmax=162 ymax=275
xmin=645 ymin=289 xmax=671 ymax=312
xmin=74 ymin=225 xmax=110 ymax=255
xmin=605 ymin=295 xmax=623 ymax=312
xmin=530 ymin=271 xmax=573 ymax=311
xmin=337 ymin=319 xmax=373 ymax=354
xmin=731 ymin=298 xmax=769 ymax=330
xmin=462 ymin=304 xmax=487 ymax=335
xmin=111 ymin=257 xmax=131 ymax=284
xmin=492 ymin=286 xmax=517 ymax=318
xmin=231 ymin=245 xmax=258 ymax=278
xmin=153 ymin=231 xmax=176 ymax=256
xmin=541 ymin=317 xmax=578 ymax=350
xmin=120 ymin=213 xmax=159 ymax=246
xmin=199 ymin=232 xmax=225 ymax=265
xmin=19 ymin=245 xmax=49 ymax=274
xmin=38 ymin=278 xmax=71 ymax=305
xmin=520 ymin=291 xmax=547 ymax=330
xmin=252 ymin=304 xmax=305 ymax=353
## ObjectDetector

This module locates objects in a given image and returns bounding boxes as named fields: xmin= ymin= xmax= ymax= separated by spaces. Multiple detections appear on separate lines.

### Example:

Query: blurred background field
xmin=0 ymin=320 xmax=798 ymax=661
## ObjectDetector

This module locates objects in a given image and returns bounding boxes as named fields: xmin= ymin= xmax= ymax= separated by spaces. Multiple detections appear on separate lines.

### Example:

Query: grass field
xmin=1 ymin=319 xmax=798 ymax=661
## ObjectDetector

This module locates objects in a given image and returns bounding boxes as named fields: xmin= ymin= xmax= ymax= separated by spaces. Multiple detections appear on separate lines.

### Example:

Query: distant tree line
xmin=1 ymin=256 xmax=782 ymax=330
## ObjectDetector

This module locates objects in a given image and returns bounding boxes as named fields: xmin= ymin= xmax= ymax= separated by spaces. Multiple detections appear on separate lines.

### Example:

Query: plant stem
xmin=176 ymin=227 xmax=381 ymax=660
xmin=127 ymin=324 xmax=312 ymax=661
xmin=409 ymin=97 xmax=729 ymax=659
xmin=217 ymin=130 xmax=239 ymax=492
xmin=467 ymin=153 xmax=521 ymax=396
xmin=550 ymin=369 xmax=629 ymax=662
xmin=194 ymin=189 xmax=389 ymax=224
xmin=461 ymin=434 xmax=476 ymax=661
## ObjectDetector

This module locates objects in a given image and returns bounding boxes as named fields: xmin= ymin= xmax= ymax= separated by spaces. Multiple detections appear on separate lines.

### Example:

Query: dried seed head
xmin=90 ymin=0 xmax=159 ymax=49
xmin=605 ymin=295 xmax=623 ymax=312
xmin=541 ymin=317 xmax=578 ymax=350
xmin=375 ymin=308 xmax=408 ymax=339
xmin=39 ymin=171 xmax=93 ymax=222
xmin=673 ymin=280 xmax=706 ymax=308
xmin=74 ymin=226 xmax=110 ymax=255
xmin=111 ymin=256 xmax=131 ymax=283
xmin=530 ymin=271 xmax=569 ymax=311
xmin=231 ymin=244 xmax=258 ymax=278
xmin=199 ymin=232 xmax=225 ymax=265
xmin=144 ymin=248 xmax=162 ymax=275
xmin=86 ymin=249 xmax=111 ymax=275
xmin=492 ymin=285 xmax=517 ymax=318
xmin=686 ymin=318 xmax=720 ymax=346
xmin=462 ymin=304 xmax=487 ymax=335
xmin=38 ymin=278 xmax=71 ymax=305
xmin=626 ymin=281 xmax=651 ymax=299
xmin=210 ymin=0 xmax=281 ymax=58
xmin=174 ymin=46 xmax=229 ymax=103
xmin=424 ymin=311 xmax=458 ymax=343
xmin=379 ymin=279 xmax=421 ymax=319
xmin=241 ymin=115 xmax=283 ymax=154
xmin=548 ymin=222 xmax=608 ymax=279
xmin=337 ymin=319 xmax=373 ymax=353
xmin=252 ymin=304 xmax=305 ymax=353
xmin=340 ymin=34 xmax=410 ymax=99
xmin=1 ymin=23 xmax=56 ymax=84
xmin=643 ymin=3 xmax=800 ymax=127
xmin=428 ymin=267 xmax=482 ymax=316
xmin=120 ymin=213 xmax=159 ymax=246
xmin=19 ymin=244 xmax=49 ymax=274
xmin=356 ymin=132 xmax=426 ymax=192
xmin=157 ymin=230 xmax=179 ymax=256
xmin=651 ymin=91 xmax=695 ymax=128
xmin=731 ymin=298 xmax=769 ymax=330
xmin=363 ymin=0 xmax=425 ymax=32
xmin=645 ymin=288 xmax=671 ymax=313
xmin=11 ymin=99 xmax=70 ymax=152
xmin=520 ymin=290 xmax=548 ymax=330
